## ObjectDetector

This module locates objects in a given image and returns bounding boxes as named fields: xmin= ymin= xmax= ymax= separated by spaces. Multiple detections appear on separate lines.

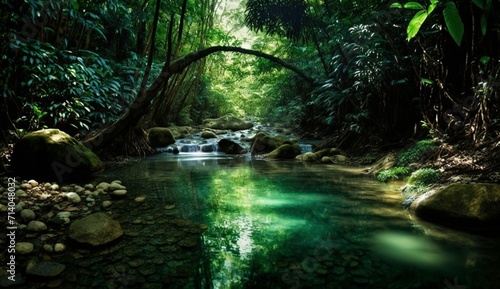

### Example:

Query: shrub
xmin=376 ymin=166 xmax=409 ymax=182
xmin=407 ymin=168 xmax=440 ymax=186
xmin=398 ymin=139 xmax=437 ymax=166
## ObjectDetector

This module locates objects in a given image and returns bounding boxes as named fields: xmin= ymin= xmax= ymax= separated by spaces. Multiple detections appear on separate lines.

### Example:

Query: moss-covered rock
xmin=167 ymin=126 xmax=192 ymax=138
xmin=11 ymin=129 xmax=103 ymax=181
xmin=201 ymin=114 xmax=253 ymax=131
xmin=410 ymin=183 xmax=500 ymax=231
xmin=297 ymin=147 xmax=345 ymax=163
xmin=250 ymin=132 xmax=293 ymax=155
xmin=147 ymin=127 xmax=176 ymax=148
xmin=266 ymin=144 xmax=301 ymax=159
xmin=201 ymin=130 xmax=218 ymax=139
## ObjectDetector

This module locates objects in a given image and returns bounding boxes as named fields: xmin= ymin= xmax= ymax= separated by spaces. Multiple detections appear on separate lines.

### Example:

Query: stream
xmin=80 ymin=151 xmax=500 ymax=289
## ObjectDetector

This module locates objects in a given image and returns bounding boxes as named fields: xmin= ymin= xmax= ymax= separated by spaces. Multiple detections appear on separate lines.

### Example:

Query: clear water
xmin=89 ymin=153 xmax=500 ymax=289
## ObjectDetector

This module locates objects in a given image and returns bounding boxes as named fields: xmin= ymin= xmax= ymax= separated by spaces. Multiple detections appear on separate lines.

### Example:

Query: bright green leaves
xmin=407 ymin=10 xmax=428 ymax=41
xmin=442 ymin=2 xmax=463 ymax=45
xmin=392 ymin=0 xmax=464 ymax=46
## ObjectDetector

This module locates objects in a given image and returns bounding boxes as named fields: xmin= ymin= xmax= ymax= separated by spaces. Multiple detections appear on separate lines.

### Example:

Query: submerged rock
xmin=147 ymin=127 xmax=176 ymax=148
xmin=11 ymin=129 xmax=103 ymax=181
xmin=410 ymin=183 xmax=500 ymax=231
xmin=69 ymin=213 xmax=123 ymax=246
xmin=26 ymin=261 xmax=66 ymax=277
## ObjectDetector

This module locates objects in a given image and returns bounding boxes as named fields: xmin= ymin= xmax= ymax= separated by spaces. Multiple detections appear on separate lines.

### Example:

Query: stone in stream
xmin=16 ymin=242 xmax=34 ymax=254
xmin=69 ymin=213 xmax=123 ymax=246
xmin=27 ymin=220 xmax=47 ymax=232
xmin=26 ymin=261 xmax=66 ymax=277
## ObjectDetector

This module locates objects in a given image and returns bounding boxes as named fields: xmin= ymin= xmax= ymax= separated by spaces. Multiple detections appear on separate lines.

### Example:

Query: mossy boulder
xmin=11 ymin=129 xmax=103 ymax=181
xmin=218 ymin=139 xmax=246 ymax=154
xmin=201 ymin=115 xmax=253 ymax=131
xmin=266 ymin=144 xmax=301 ymax=159
xmin=167 ymin=126 xmax=192 ymax=138
xmin=297 ymin=147 xmax=345 ymax=163
xmin=201 ymin=130 xmax=218 ymax=139
xmin=250 ymin=132 xmax=293 ymax=155
xmin=410 ymin=183 xmax=500 ymax=231
xmin=147 ymin=127 xmax=176 ymax=148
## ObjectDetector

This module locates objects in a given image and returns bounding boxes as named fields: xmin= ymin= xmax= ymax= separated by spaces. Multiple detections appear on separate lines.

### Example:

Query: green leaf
xmin=404 ymin=2 xmax=425 ymax=9
xmin=421 ymin=77 xmax=433 ymax=85
xmin=407 ymin=10 xmax=428 ymax=41
xmin=427 ymin=2 xmax=438 ymax=14
xmin=390 ymin=2 xmax=403 ymax=8
xmin=443 ymin=2 xmax=464 ymax=46
xmin=480 ymin=55 xmax=490 ymax=65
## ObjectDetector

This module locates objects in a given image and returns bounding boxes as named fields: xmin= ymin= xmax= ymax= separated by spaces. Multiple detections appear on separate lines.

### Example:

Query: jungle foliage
xmin=1 ymin=0 xmax=499 ymax=155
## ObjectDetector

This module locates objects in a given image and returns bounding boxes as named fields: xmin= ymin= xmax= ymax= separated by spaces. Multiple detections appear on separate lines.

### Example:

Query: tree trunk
xmin=83 ymin=46 xmax=315 ymax=156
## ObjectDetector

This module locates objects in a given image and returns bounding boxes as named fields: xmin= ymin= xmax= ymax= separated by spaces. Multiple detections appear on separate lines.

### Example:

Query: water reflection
xmin=97 ymin=154 xmax=500 ymax=289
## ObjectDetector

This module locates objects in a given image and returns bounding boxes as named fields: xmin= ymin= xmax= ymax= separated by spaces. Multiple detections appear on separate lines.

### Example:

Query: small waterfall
xmin=299 ymin=143 xmax=313 ymax=153
xmin=179 ymin=144 xmax=200 ymax=153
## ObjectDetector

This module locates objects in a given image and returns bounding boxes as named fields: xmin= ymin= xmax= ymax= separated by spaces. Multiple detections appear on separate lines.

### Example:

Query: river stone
xmin=26 ymin=261 xmax=66 ymax=277
xmin=69 ymin=213 xmax=123 ymax=246
xmin=109 ymin=182 xmax=126 ymax=191
xmin=16 ymin=242 xmax=34 ymax=254
xmin=200 ymin=130 xmax=218 ymax=139
xmin=102 ymin=200 xmax=113 ymax=208
xmin=65 ymin=192 xmax=81 ymax=203
xmin=147 ymin=127 xmax=176 ymax=148
xmin=20 ymin=209 xmax=36 ymax=221
xmin=110 ymin=190 xmax=127 ymax=197
xmin=27 ymin=220 xmax=47 ymax=232
xmin=54 ymin=243 xmax=66 ymax=253
xmin=96 ymin=182 xmax=110 ymax=191
xmin=11 ymin=129 xmax=103 ymax=181
xmin=410 ymin=183 xmax=500 ymax=230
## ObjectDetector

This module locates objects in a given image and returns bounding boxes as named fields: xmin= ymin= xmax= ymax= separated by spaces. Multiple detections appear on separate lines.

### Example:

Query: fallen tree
xmin=83 ymin=46 xmax=315 ymax=156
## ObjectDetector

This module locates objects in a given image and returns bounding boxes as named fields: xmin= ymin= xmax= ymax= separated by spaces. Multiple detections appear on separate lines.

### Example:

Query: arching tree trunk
xmin=83 ymin=46 xmax=315 ymax=157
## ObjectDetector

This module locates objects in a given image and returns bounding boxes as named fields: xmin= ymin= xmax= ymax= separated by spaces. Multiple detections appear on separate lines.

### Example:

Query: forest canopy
xmin=1 ymin=0 xmax=499 ymax=156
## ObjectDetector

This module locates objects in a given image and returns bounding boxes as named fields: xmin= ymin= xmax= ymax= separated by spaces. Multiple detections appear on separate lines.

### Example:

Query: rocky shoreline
xmin=0 ymin=177 xmax=207 ymax=289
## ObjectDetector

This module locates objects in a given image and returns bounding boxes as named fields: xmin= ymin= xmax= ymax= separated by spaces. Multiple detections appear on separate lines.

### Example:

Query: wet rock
xmin=16 ymin=242 xmax=34 ymax=254
xmin=96 ymin=182 xmax=110 ymax=191
xmin=201 ymin=130 xmax=218 ymax=139
xmin=134 ymin=196 xmax=146 ymax=203
xmin=43 ymin=244 xmax=54 ymax=252
xmin=410 ymin=183 xmax=500 ymax=230
xmin=20 ymin=209 xmax=36 ymax=221
xmin=27 ymin=220 xmax=47 ymax=232
xmin=110 ymin=190 xmax=127 ymax=197
xmin=54 ymin=243 xmax=66 ymax=253
xmin=26 ymin=261 xmax=66 ymax=277
xmin=65 ymin=192 xmax=81 ymax=203
xmin=218 ymin=139 xmax=246 ymax=154
xmin=109 ymin=182 xmax=126 ymax=191
xmin=69 ymin=212 xmax=123 ymax=246
xmin=102 ymin=200 xmax=113 ymax=208
xmin=179 ymin=237 xmax=198 ymax=248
